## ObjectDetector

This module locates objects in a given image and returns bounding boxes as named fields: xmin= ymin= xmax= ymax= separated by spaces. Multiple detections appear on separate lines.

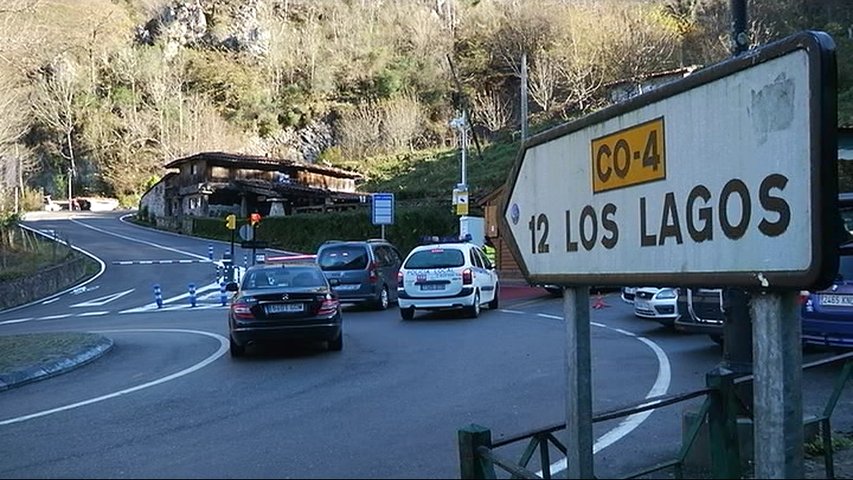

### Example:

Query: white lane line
xmin=39 ymin=314 xmax=72 ymax=320
xmin=70 ymin=289 xmax=134 ymax=308
xmin=499 ymin=309 xmax=525 ymax=314
xmin=0 ymin=318 xmax=33 ymax=325
xmin=537 ymin=313 xmax=562 ymax=320
xmin=0 ymin=329 xmax=228 ymax=427
xmin=77 ymin=311 xmax=110 ymax=317
xmin=537 ymin=320 xmax=672 ymax=478
xmin=70 ymin=219 xmax=211 ymax=261
xmin=118 ymin=280 xmax=223 ymax=314
xmin=2 ymin=225 xmax=107 ymax=315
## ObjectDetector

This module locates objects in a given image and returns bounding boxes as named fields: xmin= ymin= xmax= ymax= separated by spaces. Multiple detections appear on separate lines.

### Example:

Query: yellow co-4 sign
xmin=225 ymin=214 xmax=237 ymax=230
xmin=591 ymin=117 xmax=665 ymax=193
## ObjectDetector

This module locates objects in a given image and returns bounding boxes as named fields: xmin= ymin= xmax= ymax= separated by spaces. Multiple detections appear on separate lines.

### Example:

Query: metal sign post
xmin=499 ymin=31 xmax=837 ymax=479
xmin=564 ymin=286 xmax=593 ymax=479
xmin=752 ymin=291 xmax=805 ymax=478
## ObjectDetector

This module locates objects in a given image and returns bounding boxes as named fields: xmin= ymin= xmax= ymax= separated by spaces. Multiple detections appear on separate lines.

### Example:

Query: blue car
xmin=801 ymin=190 xmax=853 ymax=349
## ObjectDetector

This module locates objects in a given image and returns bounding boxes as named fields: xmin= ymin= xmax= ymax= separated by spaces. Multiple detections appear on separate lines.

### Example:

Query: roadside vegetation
xmin=1 ymin=0 xmax=853 ymax=280
xmin=0 ymin=0 xmax=850 ymax=212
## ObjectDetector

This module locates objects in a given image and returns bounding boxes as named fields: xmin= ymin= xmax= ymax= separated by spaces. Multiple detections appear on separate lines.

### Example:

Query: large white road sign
xmin=501 ymin=31 xmax=838 ymax=289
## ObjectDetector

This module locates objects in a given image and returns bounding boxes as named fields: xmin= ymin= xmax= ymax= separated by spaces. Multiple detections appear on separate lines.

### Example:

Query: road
xmin=0 ymin=212 xmax=849 ymax=478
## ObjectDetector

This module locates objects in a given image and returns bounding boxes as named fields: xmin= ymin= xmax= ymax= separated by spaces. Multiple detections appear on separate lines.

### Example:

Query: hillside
xmin=0 ymin=0 xmax=851 ymax=213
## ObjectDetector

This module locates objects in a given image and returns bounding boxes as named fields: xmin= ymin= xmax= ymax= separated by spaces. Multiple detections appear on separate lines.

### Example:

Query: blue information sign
xmin=372 ymin=193 xmax=394 ymax=225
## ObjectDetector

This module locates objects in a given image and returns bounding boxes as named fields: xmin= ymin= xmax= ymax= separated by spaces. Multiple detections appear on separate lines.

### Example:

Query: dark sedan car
xmin=226 ymin=262 xmax=343 ymax=357
xmin=801 ymin=241 xmax=853 ymax=348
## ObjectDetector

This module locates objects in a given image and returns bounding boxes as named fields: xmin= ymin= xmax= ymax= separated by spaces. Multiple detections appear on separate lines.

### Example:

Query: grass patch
xmin=0 ymin=332 xmax=105 ymax=374
xmin=805 ymin=432 xmax=853 ymax=457
xmin=0 ymin=246 xmax=74 ymax=282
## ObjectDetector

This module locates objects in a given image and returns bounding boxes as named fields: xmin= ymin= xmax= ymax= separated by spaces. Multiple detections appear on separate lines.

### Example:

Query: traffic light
xmin=225 ymin=214 xmax=236 ymax=230
xmin=249 ymin=212 xmax=262 ymax=227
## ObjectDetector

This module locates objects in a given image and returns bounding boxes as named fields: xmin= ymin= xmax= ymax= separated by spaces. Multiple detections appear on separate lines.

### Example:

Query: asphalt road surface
xmin=0 ymin=211 xmax=849 ymax=479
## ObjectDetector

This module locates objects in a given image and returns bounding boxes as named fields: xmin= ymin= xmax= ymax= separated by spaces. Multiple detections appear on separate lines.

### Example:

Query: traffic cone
xmin=592 ymin=291 xmax=610 ymax=309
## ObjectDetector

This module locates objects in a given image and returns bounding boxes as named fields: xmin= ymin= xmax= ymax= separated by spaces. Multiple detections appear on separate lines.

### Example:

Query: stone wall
xmin=0 ymin=256 xmax=93 ymax=310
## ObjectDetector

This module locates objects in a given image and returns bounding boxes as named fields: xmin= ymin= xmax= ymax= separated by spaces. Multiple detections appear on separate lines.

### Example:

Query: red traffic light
xmin=249 ymin=213 xmax=262 ymax=226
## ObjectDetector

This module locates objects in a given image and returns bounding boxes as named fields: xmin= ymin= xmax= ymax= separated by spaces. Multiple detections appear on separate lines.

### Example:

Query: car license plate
xmin=333 ymin=284 xmax=359 ymax=291
xmin=420 ymin=284 xmax=445 ymax=291
xmin=821 ymin=295 xmax=853 ymax=307
xmin=635 ymin=300 xmax=649 ymax=310
xmin=266 ymin=303 xmax=304 ymax=314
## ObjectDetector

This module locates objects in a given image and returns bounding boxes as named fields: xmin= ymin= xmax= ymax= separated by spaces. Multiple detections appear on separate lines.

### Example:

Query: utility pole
xmin=721 ymin=0 xmax=753 ymax=377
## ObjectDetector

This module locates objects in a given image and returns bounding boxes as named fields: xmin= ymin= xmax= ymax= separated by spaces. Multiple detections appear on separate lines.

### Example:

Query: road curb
xmin=0 ymin=335 xmax=114 ymax=392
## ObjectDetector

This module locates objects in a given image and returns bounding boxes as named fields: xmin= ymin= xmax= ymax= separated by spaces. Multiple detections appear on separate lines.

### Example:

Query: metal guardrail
xmin=459 ymin=351 xmax=853 ymax=479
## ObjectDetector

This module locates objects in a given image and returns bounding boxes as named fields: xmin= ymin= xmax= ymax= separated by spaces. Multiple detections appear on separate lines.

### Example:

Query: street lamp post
xmin=449 ymin=112 xmax=468 ymax=191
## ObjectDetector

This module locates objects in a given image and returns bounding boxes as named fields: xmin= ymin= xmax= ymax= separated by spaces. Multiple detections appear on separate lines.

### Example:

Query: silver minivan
xmin=316 ymin=239 xmax=403 ymax=310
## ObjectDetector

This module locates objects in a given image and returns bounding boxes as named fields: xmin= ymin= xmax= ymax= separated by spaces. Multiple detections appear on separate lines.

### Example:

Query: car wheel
xmin=328 ymin=334 xmax=343 ymax=351
xmin=465 ymin=292 xmax=481 ymax=318
xmin=545 ymin=286 xmax=563 ymax=297
xmin=374 ymin=286 xmax=390 ymax=310
xmin=488 ymin=284 xmax=499 ymax=309
xmin=401 ymin=307 xmax=415 ymax=320
xmin=229 ymin=336 xmax=245 ymax=358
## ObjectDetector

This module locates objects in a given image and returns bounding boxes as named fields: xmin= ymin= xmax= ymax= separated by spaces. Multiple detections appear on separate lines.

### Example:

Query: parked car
xmin=226 ymin=260 xmax=343 ymax=357
xmin=674 ymin=288 xmax=726 ymax=344
xmin=633 ymin=287 xmax=679 ymax=326
xmin=316 ymin=239 xmax=403 ymax=310
xmin=397 ymin=237 xmax=499 ymax=320
xmin=801 ymin=240 xmax=853 ymax=348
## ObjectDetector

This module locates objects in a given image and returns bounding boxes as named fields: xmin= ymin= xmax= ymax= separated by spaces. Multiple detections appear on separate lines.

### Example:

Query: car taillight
xmin=462 ymin=268 xmax=473 ymax=285
xmin=799 ymin=290 xmax=814 ymax=312
xmin=318 ymin=296 xmax=339 ymax=315
xmin=368 ymin=261 xmax=379 ymax=283
xmin=397 ymin=271 xmax=403 ymax=288
xmin=231 ymin=301 xmax=254 ymax=319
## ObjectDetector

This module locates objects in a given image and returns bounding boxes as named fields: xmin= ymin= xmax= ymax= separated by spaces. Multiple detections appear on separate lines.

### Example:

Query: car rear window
xmin=244 ymin=266 xmax=326 ymax=289
xmin=404 ymin=248 xmax=465 ymax=269
xmin=318 ymin=245 xmax=369 ymax=271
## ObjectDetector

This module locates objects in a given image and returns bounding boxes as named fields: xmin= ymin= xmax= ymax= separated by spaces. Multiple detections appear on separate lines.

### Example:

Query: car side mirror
xmin=328 ymin=278 xmax=340 ymax=287
xmin=225 ymin=282 xmax=239 ymax=292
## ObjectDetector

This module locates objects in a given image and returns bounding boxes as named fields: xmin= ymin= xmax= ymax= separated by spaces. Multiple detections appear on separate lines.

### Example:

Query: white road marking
xmin=0 ymin=329 xmax=228 ymax=427
xmin=118 ymin=280 xmax=223 ymax=313
xmin=500 ymin=308 xmax=672 ymax=477
xmin=71 ymin=285 xmax=100 ymax=295
xmin=77 ymin=311 xmax=110 ymax=317
xmin=39 ymin=314 xmax=72 ymax=320
xmin=70 ymin=219 xmax=211 ymax=261
xmin=0 ymin=318 xmax=32 ymax=325
xmin=535 ymin=319 xmax=672 ymax=478
xmin=70 ymin=289 xmax=134 ymax=308
xmin=498 ymin=309 xmax=525 ymax=314
xmin=1 ymin=225 xmax=106 ymax=315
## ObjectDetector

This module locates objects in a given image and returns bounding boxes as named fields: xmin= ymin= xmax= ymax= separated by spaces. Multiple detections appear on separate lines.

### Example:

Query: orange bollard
xmin=592 ymin=291 xmax=610 ymax=309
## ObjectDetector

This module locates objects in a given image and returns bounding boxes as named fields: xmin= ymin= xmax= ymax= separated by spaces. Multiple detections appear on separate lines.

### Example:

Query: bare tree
xmin=338 ymin=101 xmax=383 ymax=159
xmin=381 ymin=94 xmax=423 ymax=152
xmin=528 ymin=48 xmax=560 ymax=113
xmin=30 ymin=56 xmax=81 ymax=204
xmin=473 ymin=88 xmax=512 ymax=133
